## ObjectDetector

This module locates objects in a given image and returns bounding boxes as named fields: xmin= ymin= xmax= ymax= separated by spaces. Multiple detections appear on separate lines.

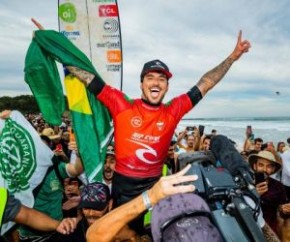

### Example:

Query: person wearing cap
xmin=32 ymin=19 xmax=250 ymax=235
xmin=79 ymin=182 xmax=139 ymax=241
xmin=102 ymin=148 xmax=116 ymax=193
xmin=79 ymin=182 xmax=112 ymax=227
xmin=86 ymin=165 xmax=197 ymax=242
xmin=248 ymin=150 xmax=290 ymax=235
xmin=67 ymin=33 xmax=250 ymax=235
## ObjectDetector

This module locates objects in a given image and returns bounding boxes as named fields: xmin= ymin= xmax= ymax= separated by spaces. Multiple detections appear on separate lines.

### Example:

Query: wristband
xmin=142 ymin=191 xmax=152 ymax=211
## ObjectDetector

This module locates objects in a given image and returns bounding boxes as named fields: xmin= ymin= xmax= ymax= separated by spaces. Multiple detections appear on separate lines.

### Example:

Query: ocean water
xmin=178 ymin=117 xmax=290 ymax=151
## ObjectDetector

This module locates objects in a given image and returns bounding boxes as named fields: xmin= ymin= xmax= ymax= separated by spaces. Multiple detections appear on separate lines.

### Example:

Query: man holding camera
xmin=249 ymin=150 xmax=290 ymax=235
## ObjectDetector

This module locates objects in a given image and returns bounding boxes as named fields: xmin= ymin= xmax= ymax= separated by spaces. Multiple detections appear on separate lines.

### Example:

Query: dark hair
xmin=277 ymin=141 xmax=285 ymax=151
xmin=204 ymin=135 xmax=212 ymax=141
xmin=287 ymin=137 xmax=290 ymax=145
xmin=254 ymin=137 xmax=263 ymax=144
xmin=40 ymin=135 xmax=51 ymax=146
xmin=261 ymin=143 xmax=268 ymax=150
xmin=170 ymin=140 xmax=177 ymax=146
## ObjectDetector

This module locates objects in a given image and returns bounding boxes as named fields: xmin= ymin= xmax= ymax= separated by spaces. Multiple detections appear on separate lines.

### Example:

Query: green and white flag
xmin=0 ymin=110 xmax=53 ymax=235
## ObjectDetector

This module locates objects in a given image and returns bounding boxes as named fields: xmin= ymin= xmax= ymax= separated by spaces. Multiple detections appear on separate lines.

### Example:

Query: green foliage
xmin=0 ymin=95 xmax=68 ymax=114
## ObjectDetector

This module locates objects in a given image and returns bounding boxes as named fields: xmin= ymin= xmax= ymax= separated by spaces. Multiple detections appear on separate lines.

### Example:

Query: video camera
xmin=177 ymin=136 xmax=266 ymax=242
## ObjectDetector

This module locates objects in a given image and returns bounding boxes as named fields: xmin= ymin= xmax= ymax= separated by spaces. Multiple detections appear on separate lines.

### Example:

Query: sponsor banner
xmin=0 ymin=110 xmax=53 ymax=235
xmin=58 ymin=0 xmax=122 ymax=89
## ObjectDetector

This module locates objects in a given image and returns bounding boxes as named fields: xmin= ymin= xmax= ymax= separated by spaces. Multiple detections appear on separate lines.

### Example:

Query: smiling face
xmin=140 ymin=71 xmax=169 ymax=105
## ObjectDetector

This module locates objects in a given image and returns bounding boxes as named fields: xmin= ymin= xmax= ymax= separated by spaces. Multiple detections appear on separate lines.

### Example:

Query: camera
xmin=178 ymin=151 xmax=265 ymax=242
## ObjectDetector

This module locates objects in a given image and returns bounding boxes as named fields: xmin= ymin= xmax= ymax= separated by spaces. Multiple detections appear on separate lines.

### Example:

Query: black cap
xmin=140 ymin=59 xmax=172 ymax=80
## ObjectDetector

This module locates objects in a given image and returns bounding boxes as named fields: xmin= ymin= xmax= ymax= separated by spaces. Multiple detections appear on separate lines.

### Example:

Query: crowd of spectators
xmin=2 ymin=111 xmax=290 ymax=242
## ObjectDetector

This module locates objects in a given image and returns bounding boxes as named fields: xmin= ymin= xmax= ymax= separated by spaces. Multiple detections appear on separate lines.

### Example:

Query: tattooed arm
xmin=66 ymin=66 xmax=95 ymax=86
xmin=262 ymin=223 xmax=281 ymax=242
xmin=197 ymin=30 xmax=251 ymax=97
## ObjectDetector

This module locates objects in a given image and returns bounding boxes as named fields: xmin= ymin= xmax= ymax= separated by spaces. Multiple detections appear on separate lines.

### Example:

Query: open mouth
xmin=150 ymin=87 xmax=160 ymax=98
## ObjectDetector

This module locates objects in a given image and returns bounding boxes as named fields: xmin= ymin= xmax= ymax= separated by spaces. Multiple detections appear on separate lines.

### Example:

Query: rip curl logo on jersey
xmin=128 ymin=139 xmax=160 ymax=164
xmin=0 ymin=119 xmax=36 ymax=193
xmin=131 ymin=116 xmax=142 ymax=128
xmin=156 ymin=121 xmax=164 ymax=131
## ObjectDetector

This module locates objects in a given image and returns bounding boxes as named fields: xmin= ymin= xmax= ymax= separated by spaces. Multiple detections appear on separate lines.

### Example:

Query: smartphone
xmin=198 ymin=125 xmax=205 ymax=137
xmin=254 ymin=172 xmax=266 ymax=184
xmin=186 ymin=126 xmax=195 ymax=131
xmin=69 ymin=127 xmax=75 ymax=142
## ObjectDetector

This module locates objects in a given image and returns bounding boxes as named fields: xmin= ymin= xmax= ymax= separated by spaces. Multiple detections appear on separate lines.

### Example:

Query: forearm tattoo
xmin=66 ymin=66 xmax=95 ymax=86
xmin=196 ymin=57 xmax=234 ymax=94
xmin=262 ymin=223 xmax=281 ymax=242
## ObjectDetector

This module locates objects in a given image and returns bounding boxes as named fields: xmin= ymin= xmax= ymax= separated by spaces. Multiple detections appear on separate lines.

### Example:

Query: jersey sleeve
xmin=97 ymin=85 xmax=132 ymax=116
xmin=166 ymin=93 xmax=193 ymax=122
xmin=2 ymin=195 xmax=22 ymax=223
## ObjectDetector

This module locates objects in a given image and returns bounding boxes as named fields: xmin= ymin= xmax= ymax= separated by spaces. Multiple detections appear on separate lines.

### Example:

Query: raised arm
xmin=31 ymin=18 xmax=97 ymax=87
xmin=197 ymin=30 xmax=251 ymax=97
xmin=66 ymin=141 xmax=84 ymax=177
xmin=86 ymin=165 xmax=197 ymax=242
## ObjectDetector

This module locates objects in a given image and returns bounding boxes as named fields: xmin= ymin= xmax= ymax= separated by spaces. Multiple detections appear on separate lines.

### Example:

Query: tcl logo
xmin=99 ymin=5 xmax=118 ymax=17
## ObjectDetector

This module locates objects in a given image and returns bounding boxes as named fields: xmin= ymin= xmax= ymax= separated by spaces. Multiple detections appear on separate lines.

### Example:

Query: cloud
xmin=1 ymin=0 xmax=290 ymax=117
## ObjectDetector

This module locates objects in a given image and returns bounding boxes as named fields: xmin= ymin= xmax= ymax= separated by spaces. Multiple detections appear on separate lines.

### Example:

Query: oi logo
xmin=0 ymin=119 xmax=36 ymax=193
xmin=59 ymin=3 xmax=77 ymax=23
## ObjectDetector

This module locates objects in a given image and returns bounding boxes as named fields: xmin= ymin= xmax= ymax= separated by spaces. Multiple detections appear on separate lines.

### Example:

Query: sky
xmin=0 ymin=0 xmax=290 ymax=118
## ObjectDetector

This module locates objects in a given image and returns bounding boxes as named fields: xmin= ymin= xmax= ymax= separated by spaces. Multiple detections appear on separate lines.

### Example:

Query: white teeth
xmin=150 ymin=88 xmax=160 ymax=92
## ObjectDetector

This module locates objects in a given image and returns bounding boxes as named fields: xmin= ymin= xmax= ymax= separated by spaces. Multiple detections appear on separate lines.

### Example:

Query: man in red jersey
xmin=32 ymin=19 xmax=251 ymax=235
xmin=66 ymin=32 xmax=250 ymax=234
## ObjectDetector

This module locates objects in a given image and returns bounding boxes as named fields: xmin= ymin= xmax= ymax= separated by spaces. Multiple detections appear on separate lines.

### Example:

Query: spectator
xmin=200 ymin=134 xmax=212 ymax=151
xmin=177 ymin=129 xmax=200 ymax=153
xmin=254 ymin=138 xmax=263 ymax=152
xmin=277 ymin=141 xmax=286 ymax=156
xmin=18 ymin=139 xmax=83 ymax=242
xmin=86 ymin=165 xmax=197 ymax=242
xmin=0 ymin=188 xmax=76 ymax=238
xmin=287 ymin=137 xmax=290 ymax=147
xmin=249 ymin=150 xmax=290 ymax=235
xmin=164 ymin=140 xmax=178 ymax=174
xmin=102 ymin=149 xmax=116 ymax=193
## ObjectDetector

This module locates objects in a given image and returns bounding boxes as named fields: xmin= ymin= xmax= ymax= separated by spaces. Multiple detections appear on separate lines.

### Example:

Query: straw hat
xmin=41 ymin=128 xmax=61 ymax=140
xmin=248 ymin=150 xmax=281 ymax=173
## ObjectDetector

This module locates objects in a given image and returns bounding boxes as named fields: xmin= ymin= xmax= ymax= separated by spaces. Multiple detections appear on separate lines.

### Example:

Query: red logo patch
xmin=99 ymin=5 xmax=118 ymax=17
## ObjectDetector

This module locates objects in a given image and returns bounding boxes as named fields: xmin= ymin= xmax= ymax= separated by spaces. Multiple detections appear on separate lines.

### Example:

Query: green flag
xmin=24 ymin=30 xmax=112 ymax=181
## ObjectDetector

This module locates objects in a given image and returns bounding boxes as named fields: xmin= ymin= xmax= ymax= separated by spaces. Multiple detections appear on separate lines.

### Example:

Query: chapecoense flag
xmin=0 ymin=110 xmax=53 ymax=235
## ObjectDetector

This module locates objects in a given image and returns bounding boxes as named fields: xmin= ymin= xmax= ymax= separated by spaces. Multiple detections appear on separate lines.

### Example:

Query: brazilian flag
xmin=25 ymin=30 xmax=112 ymax=182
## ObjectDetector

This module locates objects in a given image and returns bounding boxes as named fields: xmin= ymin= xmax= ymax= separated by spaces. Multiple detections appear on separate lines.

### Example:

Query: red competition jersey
xmin=97 ymin=85 xmax=193 ymax=178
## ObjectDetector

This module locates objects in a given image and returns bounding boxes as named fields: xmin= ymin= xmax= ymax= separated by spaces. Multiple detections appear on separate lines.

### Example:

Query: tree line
xmin=0 ymin=95 xmax=68 ymax=114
